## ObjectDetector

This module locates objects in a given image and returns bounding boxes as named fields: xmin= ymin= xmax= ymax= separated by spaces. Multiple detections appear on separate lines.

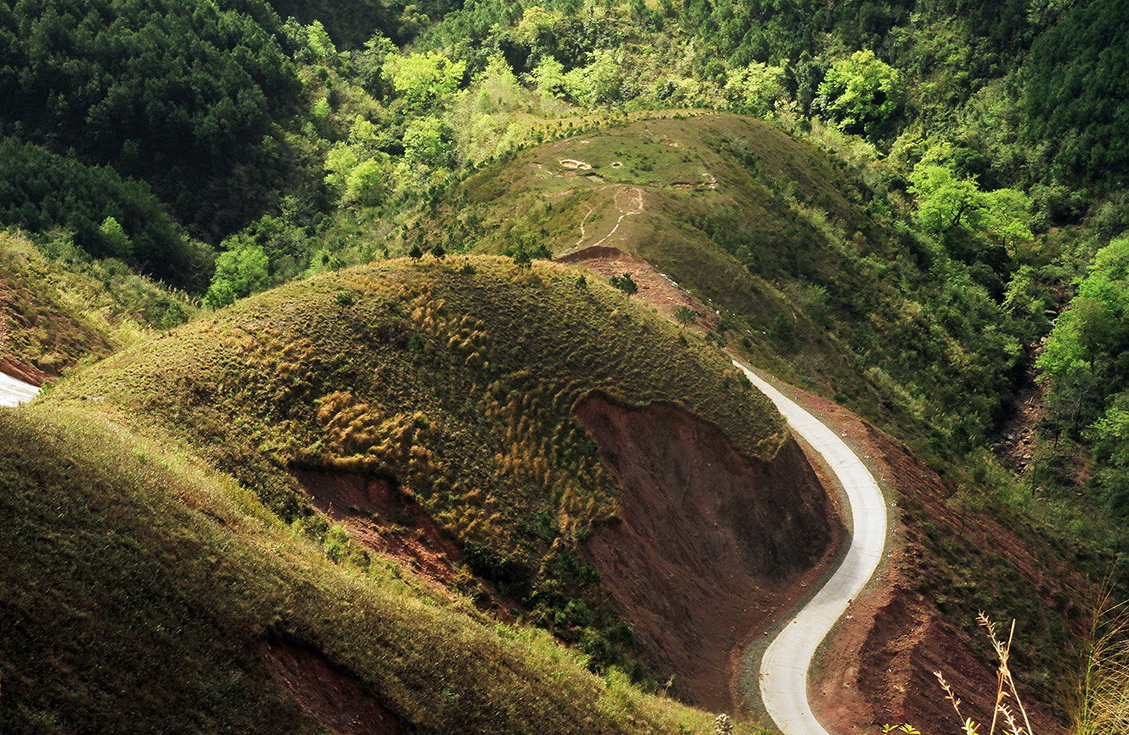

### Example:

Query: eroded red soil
xmin=293 ymin=470 xmax=520 ymax=619
xmin=577 ymin=393 xmax=844 ymax=713
xmin=295 ymin=470 xmax=461 ymax=586
xmin=557 ymin=246 xmax=719 ymax=328
xmin=796 ymin=389 xmax=1093 ymax=735
xmin=262 ymin=637 xmax=412 ymax=735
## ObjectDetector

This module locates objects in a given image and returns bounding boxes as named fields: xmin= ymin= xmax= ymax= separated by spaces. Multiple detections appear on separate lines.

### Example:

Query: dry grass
xmin=1072 ymin=592 xmax=1129 ymax=735
xmin=0 ymin=402 xmax=767 ymax=734
xmin=39 ymin=254 xmax=786 ymax=686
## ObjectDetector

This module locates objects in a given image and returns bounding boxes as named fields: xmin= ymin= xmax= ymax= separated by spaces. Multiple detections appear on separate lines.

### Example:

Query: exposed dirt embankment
xmin=0 ymin=355 xmax=47 ymax=386
xmin=262 ymin=637 xmax=412 ymax=735
xmin=577 ymin=393 xmax=843 ymax=713
xmin=557 ymin=246 xmax=717 ymax=328
xmin=293 ymin=470 xmax=521 ymax=619
xmin=295 ymin=470 xmax=461 ymax=587
xmin=797 ymin=389 xmax=1093 ymax=735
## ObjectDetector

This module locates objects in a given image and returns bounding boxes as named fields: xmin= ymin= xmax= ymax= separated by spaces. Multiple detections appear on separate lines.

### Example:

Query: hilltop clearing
xmin=439 ymin=113 xmax=1027 ymax=452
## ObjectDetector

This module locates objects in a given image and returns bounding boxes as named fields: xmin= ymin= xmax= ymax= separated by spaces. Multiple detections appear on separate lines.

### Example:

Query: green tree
xmin=818 ymin=50 xmax=902 ymax=137
xmin=203 ymin=242 xmax=271 ymax=309
xmin=724 ymin=61 xmax=787 ymax=117
xmin=383 ymin=51 xmax=466 ymax=107
xmin=403 ymin=117 xmax=453 ymax=167
xmin=97 ymin=216 xmax=132 ymax=260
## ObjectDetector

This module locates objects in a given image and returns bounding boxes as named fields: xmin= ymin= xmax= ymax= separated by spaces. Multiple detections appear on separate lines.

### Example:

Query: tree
xmin=203 ymin=242 xmax=271 ymax=309
xmin=724 ymin=61 xmax=787 ymax=117
xmin=97 ymin=216 xmax=132 ymax=260
xmin=403 ymin=117 xmax=453 ymax=167
xmin=609 ymin=273 xmax=638 ymax=294
xmin=818 ymin=49 xmax=902 ymax=137
xmin=383 ymin=51 xmax=466 ymax=107
xmin=1039 ymin=236 xmax=1129 ymax=433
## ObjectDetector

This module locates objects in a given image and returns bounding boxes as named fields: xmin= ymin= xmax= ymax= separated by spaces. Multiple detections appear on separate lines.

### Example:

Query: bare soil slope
xmin=795 ymin=389 xmax=1095 ymax=734
xmin=579 ymin=395 xmax=843 ymax=712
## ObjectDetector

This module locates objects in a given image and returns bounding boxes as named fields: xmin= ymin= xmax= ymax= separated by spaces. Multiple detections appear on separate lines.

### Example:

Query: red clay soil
xmin=577 ymin=393 xmax=845 ymax=713
xmin=0 ymin=355 xmax=47 ymax=386
xmin=295 ymin=470 xmax=461 ymax=586
xmin=292 ymin=470 xmax=519 ymax=619
xmin=262 ymin=637 xmax=412 ymax=735
xmin=556 ymin=246 xmax=719 ymax=329
xmin=793 ymin=388 xmax=1095 ymax=735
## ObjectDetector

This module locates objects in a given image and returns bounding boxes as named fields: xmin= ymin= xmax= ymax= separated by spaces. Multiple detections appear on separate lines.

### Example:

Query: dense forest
xmin=1 ymin=0 xmax=1127 ymax=592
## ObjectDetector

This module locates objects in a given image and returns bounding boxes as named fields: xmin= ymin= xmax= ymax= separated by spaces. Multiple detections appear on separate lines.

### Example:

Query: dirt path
xmin=571 ymin=186 xmax=645 ymax=251
xmin=733 ymin=361 xmax=888 ymax=735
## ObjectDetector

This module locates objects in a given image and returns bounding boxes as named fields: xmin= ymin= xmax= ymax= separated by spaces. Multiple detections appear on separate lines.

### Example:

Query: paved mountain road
xmin=0 ymin=371 xmax=40 ymax=407
xmin=734 ymin=360 xmax=888 ymax=735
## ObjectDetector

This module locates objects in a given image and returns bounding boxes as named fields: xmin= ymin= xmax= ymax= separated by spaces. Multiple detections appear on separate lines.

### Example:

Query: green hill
xmin=2 ymin=255 xmax=818 ymax=731
xmin=435 ymin=113 xmax=1023 ymax=449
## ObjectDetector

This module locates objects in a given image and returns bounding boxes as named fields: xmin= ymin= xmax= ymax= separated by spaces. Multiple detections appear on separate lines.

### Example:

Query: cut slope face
xmin=578 ymin=394 xmax=842 ymax=712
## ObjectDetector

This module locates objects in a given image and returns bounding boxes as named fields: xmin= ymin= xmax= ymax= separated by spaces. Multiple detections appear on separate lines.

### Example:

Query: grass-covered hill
xmin=0 ymin=231 xmax=194 ymax=379
xmin=0 ymin=402 xmax=761 ymax=735
xmin=3 ymin=255 xmax=822 ymax=730
xmin=436 ymin=113 xmax=1023 ymax=449
xmin=428 ymin=112 xmax=1110 ymax=725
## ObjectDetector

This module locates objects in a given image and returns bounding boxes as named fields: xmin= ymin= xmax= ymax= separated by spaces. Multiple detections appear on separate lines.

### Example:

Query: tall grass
xmin=1072 ymin=592 xmax=1129 ymax=735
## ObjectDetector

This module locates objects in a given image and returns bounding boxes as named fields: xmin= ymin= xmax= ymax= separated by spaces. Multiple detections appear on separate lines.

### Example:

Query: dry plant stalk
xmin=924 ymin=614 xmax=1035 ymax=735
xmin=1073 ymin=590 xmax=1129 ymax=735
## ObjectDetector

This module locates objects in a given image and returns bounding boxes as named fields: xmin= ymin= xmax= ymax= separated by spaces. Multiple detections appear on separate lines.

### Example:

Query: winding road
xmin=0 ymin=371 xmax=40 ymax=407
xmin=733 ymin=360 xmax=888 ymax=735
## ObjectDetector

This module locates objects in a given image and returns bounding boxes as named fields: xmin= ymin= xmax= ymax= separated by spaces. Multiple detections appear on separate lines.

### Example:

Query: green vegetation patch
xmin=0 ymin=232 xmax=195 ymax=375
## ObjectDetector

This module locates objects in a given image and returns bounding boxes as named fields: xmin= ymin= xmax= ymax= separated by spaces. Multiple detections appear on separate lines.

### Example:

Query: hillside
xmin=0 ymin=403 xmax=763 ymax=735
xmin=425 ymin=116 xmax=1107 ymax=728
xmin=4 ymin=255 xmax=844 ymax=725
xmin=0 ymin=231 xmax=193 ymax=381
xmin=439 ymin=114 xmax=1024 ymax=449
xmin=1 ymin=0 xmax=1126 ymax=731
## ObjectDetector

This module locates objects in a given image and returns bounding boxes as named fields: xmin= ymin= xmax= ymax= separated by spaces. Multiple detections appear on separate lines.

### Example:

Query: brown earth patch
xmin=792 ymin=388 xmax=1093 ymax=735
xmin=0 ymin=355 xmax=48 ymax=386
xmin=262 ymin=637 xmax=412 ymax=735
xmin=292 ymin=470 xmax=519 ymax=619
xmin=995 ymin=343 xmax=1046 ymax=474
xmin=295 ymin=470 xmax=459 ymax=586
xmin=577 ymin=393 xmax=844 ymax=713
xmin=557 ymin=246 xmax=718 ymax=328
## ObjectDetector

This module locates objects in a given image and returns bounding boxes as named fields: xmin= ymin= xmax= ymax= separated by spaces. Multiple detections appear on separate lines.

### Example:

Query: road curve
xmin=733 ymin=360 xmax=888 ymax=735
xmin=0 ymin=371 xmax=41 ymax=407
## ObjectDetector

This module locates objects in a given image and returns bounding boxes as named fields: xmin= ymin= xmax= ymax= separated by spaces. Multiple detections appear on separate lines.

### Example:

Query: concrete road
xmin=0 ymin=371 xmax=40 ymax=407
xmin=733 ymin=360 xmax=888 ymax=735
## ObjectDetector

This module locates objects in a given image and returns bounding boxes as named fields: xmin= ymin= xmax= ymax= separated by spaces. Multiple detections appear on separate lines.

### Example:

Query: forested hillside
xmin=1 ymin=0 xmax=1127 ymax=731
